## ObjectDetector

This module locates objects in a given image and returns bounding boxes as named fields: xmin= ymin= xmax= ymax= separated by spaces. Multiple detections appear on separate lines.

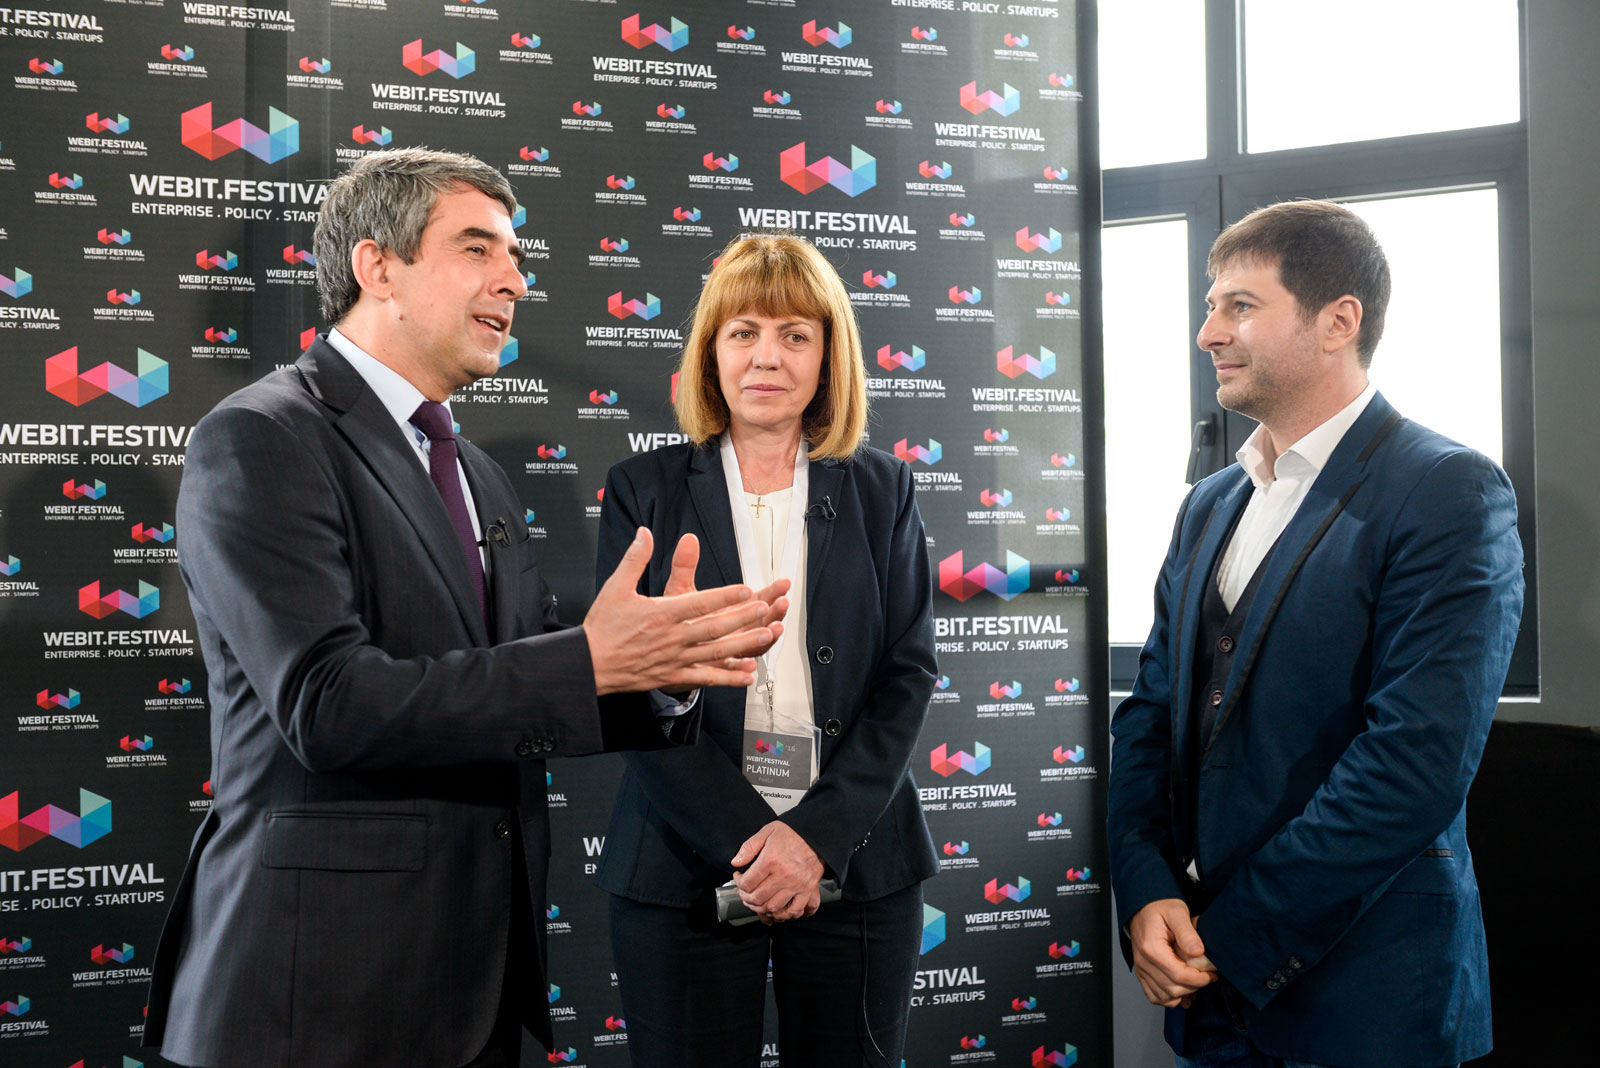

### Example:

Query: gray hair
xmin=313 ymin=147 xmax=519 ymax=323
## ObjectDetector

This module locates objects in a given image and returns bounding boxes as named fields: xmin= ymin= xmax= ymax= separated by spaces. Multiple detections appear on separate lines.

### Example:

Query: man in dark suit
xmin=143 ymin=148 xmax=785 ymax=1068
xmin=1107 ymin=200 xmax=1524 ymax=1068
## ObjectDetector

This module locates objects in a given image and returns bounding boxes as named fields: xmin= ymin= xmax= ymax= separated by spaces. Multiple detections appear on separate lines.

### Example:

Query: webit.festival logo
xmin=90 ymin=942 xmax=134 ymax=965
xmin=930 ymin=741 xmax=991 ymax=777
xmin=939 ymin=550 xmax=1029 ymax=601
xmin=892 ymin=438 xmax=941 ymax=465
xmin=1 ymin=269 xmax=34 ymax=298
xmin=79 ymin=580 xmax=159 ymax=619
xmin=181 ymin=103 xmax=299 ymax=164
xmin=779 ymin=143 xmax=876 ymax=197
xmin=998 ymin=345 xmax=1056 ymax=380
xmin=621 ymin=13 xmax=689 ymax=52
xmin=802 ymin=20 xmax=851 ymax=48
xmin=876 ymin=345 xmax=924 ymax=372
xmin=1034 ymin=1044 xmax=1079 ymax=1067
xmin=961 ymin=80 xmax=1020 ymax=116
xmin=607 ymin=291 xmax=660 ymax=320
xmin=1016 ymin=226 xmax=1064 ymax=253
xmin=403 ymin=40 xmax=475 ymax=78
xmin=46 ymin=347 xmax=168 ymax=408
xmin=984 ymin=876 xmax=1030 ymax=903
xmin=1 ymin=788 xmax=112 ymax=850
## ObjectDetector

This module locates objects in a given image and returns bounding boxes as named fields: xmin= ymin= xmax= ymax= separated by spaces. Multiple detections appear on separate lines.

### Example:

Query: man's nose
xmin=1197 ymin=309 xmax=1228 ymax=351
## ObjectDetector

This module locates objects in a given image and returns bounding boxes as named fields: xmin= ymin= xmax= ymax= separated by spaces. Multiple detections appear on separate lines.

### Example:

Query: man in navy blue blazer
xmin=1107 ymin=200 xmax=1523 ymax=1068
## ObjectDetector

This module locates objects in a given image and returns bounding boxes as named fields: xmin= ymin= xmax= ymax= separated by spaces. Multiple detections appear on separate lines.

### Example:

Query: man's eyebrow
xmin=1205 ymin=287 xmax=1264 ymax=308
xmin=453 ymin=225 xmax=526 ymax=266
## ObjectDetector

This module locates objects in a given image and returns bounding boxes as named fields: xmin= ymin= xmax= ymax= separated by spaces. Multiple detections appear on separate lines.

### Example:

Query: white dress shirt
xmin=1215 ymin=383 xmax=1377 ymax=611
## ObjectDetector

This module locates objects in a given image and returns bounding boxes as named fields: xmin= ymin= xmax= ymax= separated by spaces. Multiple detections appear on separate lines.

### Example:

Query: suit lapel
xmin=1206 ymin=394 xmax=1404 ymax=752
xmin=686 ymin=446 xmax=740 ymax=586
xmin=297 ymin=339 xmax=490 ymax=646
xmin=805 ymin=459 xmax=844 ymax=616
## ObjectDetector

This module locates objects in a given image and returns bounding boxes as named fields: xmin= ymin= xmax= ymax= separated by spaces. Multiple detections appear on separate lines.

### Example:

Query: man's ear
xmin=350 ymin=239 xmax=393 ymax=301
xmin=1321 ymin=294 xmax=1363 ymax=355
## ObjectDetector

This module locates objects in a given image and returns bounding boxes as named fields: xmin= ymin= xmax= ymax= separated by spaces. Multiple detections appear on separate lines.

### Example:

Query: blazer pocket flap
xmin=263 ymin=812 xmax=427 ymax=872
xmin=1386 ymin=850 xmax=1457 ymax=896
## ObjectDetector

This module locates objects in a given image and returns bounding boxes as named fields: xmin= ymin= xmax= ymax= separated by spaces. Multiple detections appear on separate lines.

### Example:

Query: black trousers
xmin=608 ymin=883 xmax=924 ymax=1068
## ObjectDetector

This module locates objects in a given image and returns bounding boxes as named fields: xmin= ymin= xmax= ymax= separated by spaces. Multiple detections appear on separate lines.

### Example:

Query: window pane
xmin=1244 ymin=0 xmax=1520 ymax=154
xmin=1343 ymin=188 xmax=1503 ymax=464
xmin=1103 ymin=219 xmax=1194 ymax=645
xmin=1098 ymin=0 xmax=1207 ymax=169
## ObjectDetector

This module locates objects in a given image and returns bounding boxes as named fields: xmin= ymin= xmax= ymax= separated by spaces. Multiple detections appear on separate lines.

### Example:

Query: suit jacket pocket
xmin=263 ymin=812 xmax=428 ymax=872
xmin=1385 ymin=850 xmax=1457 ymax=896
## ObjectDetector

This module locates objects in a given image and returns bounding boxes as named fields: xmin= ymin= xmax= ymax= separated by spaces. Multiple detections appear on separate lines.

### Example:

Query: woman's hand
xmin=730 ymin=821 xmax=824 ymax=924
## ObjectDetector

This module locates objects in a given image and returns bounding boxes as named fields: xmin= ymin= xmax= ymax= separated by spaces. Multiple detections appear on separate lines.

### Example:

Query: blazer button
xmin=1218 ymin=635 xmax=1234 ymax=653
xmin=1266 ymin=978 xmax=1281 ymax=991
xmin=515 ymin=740 xmax=535 ymax=757
xmin=815 ymin=646 xmax=834 ymax=664
xmin=1209 ymin=689 xmax=1223 ymax=707
xmin=493 ymin=820 xmax=512 ymax=839
xmin=823 ymin=718 xmax=842 ymax=737
xmin=541 ymin=737 xmax=556 ymax=753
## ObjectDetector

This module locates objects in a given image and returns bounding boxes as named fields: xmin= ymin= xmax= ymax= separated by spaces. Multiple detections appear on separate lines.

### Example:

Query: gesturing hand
xmin=730 ymin=821 xmax=825 ymax=925
xmin=586 ymin=527 xmax=790 ymax=695
xmin=1127 ymin=898 xmax=1217 ymax=1008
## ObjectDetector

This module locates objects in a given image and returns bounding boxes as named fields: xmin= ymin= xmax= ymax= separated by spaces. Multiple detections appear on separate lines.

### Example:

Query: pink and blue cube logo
xmin=1051 ymin=452 xmax=1078 ymax=468
xmin=911 ymin=27 xmax=937 ymax=41
xmin=922 ymin=903 xmax=946 ymax=953
xmin=1054 ymin=677 xmax=1080 ymax=693
xmin=998 ymin=345 xmax=1056 ymax=380
xmin=703 ymin=151 xmax=739 ymax=172
xmin=606 ymin=174 xmax=636 ymax=190
xmin=299 ymin=56 xmax=330 ymax=73
xmin=1048 ymin=939 xmax=1081 ymax=959
xmin=91 ymin=942 xmax=134 ymax=965
xmin=63 ymin=479 xmax=106 ymax=500
xmin=930 ymin=741 xmax=991 ymax=777
xmin=779 ymin=142 xmax=875 ymax=197
xmin=802 ymin=20 xmax=851 ymax=48
xmin=949 ymin=212 xmax=975 ymax=228
xmin=1034 ymin=1045 xmax=1079 ymax=1068
xmin=939 ymin=550 xmax=1029 ymax=601
xmin=1012 ymin=995 xmax=1038 ymax=1011
xmin=1046 ymin=507 xmax=1071 ymax=522
xmin=0 ymin=938 xmax=31 ymax=954
xmin=876 ymin=345 xmax=925 ymax=372
xmin=892 ymin=438 xmax=941 ymax=465
xmin=673 ymin=206 xmax=701 ymax=222
xmin=1004 ymin=32 xmax=1031 ymax=48
xmin=728 ymin=26 xmax=755 ymax=41
xmin=352 ymin=125 xmax=392 ymax=146
xmin=573 ymin=100 xmax=603 ymax=116
xmin=205 ymin=326 xmax=237 ymax=343
xmin=608 ymin=291 xmax=660 ymax=320
xmin=985 ymin=876 xmax=1030 ymax=903
xmin=79 ymin=580 xmax=160 ymax=619
xmin=547 ymin=1048 xmax=577 ymax=1064
xmin=1049 ymin=72 xmax=1074 ymax=88
xmin=547 ymin=983 xmax=562 ymax=1003
xmin=762 ymin=90 xmax=790 ymax=106
xmin=1037 ymin=812 xmax=1062 ymax=828
xmin=50 ymin=172 xmax=84 ymax=189
xmin=36 ymin=688 xmax=80 ymax=710
xmin=876 ymin=99 xmax=901 ymax=114
xmin=984 ymin=428 xmax=1009 ymax=443
xmin=622 ymin=13 xmax=689 ymax=52
xmin=1 ymin=269 xmax=33 ymax=298
xmin=1054 ymin=568 xmax=1081 ymax=584
xmin=605 ymin=1016 xmax=627 ymax=1031
xmin=934 ymin=675 xmax=951 ymax=691
xmin=98 ymin=228 xmax=132 ymax=246
xmin=1 ymin=556 xmax=18 ymax=576
xmin=988 ymin=679 xmax=1022 ymax=699
xmin=511 ymin=33 xmax=541 ymax=50
xmin=497 ymin=337 xmax=519 ymax=368
xmin=919 ymin=160 xmax=952 ymax=180
xmin=589 ymin=389 xmax=618 ymax=405
xmin=1045 ymin=291 xmax=1071 ymax=306
xmin=403 ymin=40 xmax=475 ymax=78
xmin=754 ymin=738 xmax=786 ymax=755
xmin=195 ymin=249 xmax=238 ymax=271
xmin=537 ymin=444 xmax=567 ymax=460
xmin=1 ymin=995 xmax=28 ymax=1016
xmin=282 ymin=245 xmax=316 ymax=266
xmin=521 ymin=146 xmax=550 ymax=162
xmin=545 ymin=904 xmax=560 ymax=920
xmin=1 ymin=788 xmax=112 ymax=850
xmin=961 ymin=80 xmax=1020 ymax=116
xmin=658 ymin=103 xmax=686 ymax=118
xmin=948 ymin=284 xmax=982 ymax=304
xmin=181 ymin=103 xmax=298 ymax=164
xmin=960 ymin=1035 xmax=988 ymax=1050
xmin=46 ymin=347 xmax=169 ymax=408
xmin=86 ymin=112 xmax=130 ymax=135
xmin=861 ymin=269 xmax=896 ymax=288
xmin=1043 ymin=165 xmax=1069 ymax=181
xmin=106 ymin=289 xmax=140 ymax=306
xmin=121 ymin=735 xmax=153 ymax=753
xmin=942 ymin=840 xmax=969 ymax=856
xmin=1016 ymin=226 xmax=1063 ymax=253
xmin=158 ymin=678 xmax=191 ymax=695
xmin=131 ymin=522 xmax=174 ymax=544
xmin=599 ymin=237 xmax=629 ymax=253
xmin=979 ymin=488 xmax=1012 ymax=507
xmin=29 ymin=57 xmax=64 ymax=75
xmin=1064 ymin=866 xmax=1091 ymax=882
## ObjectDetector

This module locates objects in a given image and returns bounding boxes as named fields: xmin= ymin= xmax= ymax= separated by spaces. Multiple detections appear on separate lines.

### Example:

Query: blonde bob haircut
xmin=675 ymin=232 xmax=868 ymax=460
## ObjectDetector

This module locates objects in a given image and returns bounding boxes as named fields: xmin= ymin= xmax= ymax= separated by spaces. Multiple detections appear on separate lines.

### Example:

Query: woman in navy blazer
xmin=594 ymin=233 xmax=939 ymax=1066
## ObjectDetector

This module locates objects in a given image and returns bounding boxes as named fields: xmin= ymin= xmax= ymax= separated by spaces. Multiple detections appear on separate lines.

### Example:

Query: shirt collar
xmin=1236 ymin=381 xmax=1378 ymax=490
xmin=325 ymin=327 xmax=448 ymax=437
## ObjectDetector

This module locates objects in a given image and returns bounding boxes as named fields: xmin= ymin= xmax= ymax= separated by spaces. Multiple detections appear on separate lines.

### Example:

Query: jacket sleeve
xmin=594 ymin=460 xmax=777 ymax=874
xmin=1107 ymin=488 xmax=1196 ymax=947
xmin=1199 ymin=450 xmax=1524 ymax=1008
xmin=176 ymin=402 xmax=611 ymax=774
xmin=779 ymin=459 xmax=937 ymax=880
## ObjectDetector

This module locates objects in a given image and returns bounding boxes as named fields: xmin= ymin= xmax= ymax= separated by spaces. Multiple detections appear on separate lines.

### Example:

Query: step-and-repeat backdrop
xmin=0 ymin=2 xmax=1108 ymax=1064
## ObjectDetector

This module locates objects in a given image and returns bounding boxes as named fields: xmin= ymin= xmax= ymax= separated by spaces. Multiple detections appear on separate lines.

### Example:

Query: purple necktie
xmin=410 ymin=401 xmax=487 ymax=624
